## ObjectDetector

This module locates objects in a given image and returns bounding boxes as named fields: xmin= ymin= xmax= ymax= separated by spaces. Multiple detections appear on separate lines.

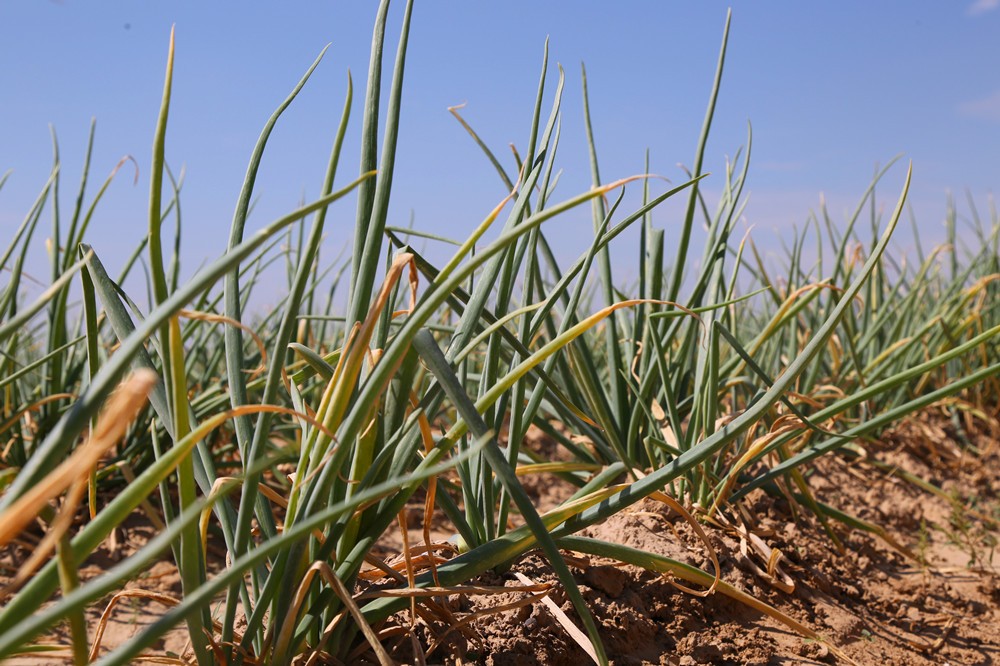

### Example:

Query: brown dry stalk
xmin=0 ymin=370 xmax=157 ymax=550
xmin=357 ymin=582 xmax=552 ymax=600
xmin=731 ymin=517 xmax=796 ymax=594
xmin=0 ymin=393 xmax=74 ymax=439
xmin=357 ymin=552 xmax=451 ymax=582
xmin=178 ymin=309 xmax=269 ymax=382
xmin=708 ymin=415 xmax=807 ymax=517
xmin=514 ymin=570 xmax=600 ymax=664
xmin=648 ymin=490 xmax=722 ymax=597
xmin=426 ymin=589 xmax=551 ymax=659
xmin=621 ymin=473 xmax=722 ymax=598
xmin=339 ymin=625 xmax=412 ymax=665
xmin=275 ymin=562 xmax=394 ymax=666
xmin=90 ymin=589 xmax=181 ymax=661
xmin=398 ymin=508 xmax=418 ymax=624
xmin=0 ymin=476 xmax=88 ymax=599
xmin=409 ymin=388 xmax=442 ymax=588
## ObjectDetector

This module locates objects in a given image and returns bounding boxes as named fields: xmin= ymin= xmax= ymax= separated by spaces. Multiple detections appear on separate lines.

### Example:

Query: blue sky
xmin=1 ymin=1 xmax=998 ymax=298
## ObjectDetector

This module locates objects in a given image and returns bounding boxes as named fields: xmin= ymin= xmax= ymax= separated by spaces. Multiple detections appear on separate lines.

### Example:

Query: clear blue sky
xmin=1 ymin=1 xmax=998 ymax=297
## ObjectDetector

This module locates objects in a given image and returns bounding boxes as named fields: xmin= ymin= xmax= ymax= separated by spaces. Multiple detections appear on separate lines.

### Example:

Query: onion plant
xmin=0 ymin=3 xmax=997 ymax=665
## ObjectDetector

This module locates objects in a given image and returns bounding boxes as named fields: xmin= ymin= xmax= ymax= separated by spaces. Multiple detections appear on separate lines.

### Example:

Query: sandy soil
xmin=1 ymin=515 xmax=191 ymax=664
xmin=381 ymin=409 xmax=1000 ymax=665
xmin=3 ymin=408 xmax=999 ymax=665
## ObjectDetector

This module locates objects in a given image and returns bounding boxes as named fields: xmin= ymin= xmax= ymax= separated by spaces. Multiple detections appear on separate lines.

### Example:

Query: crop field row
xmin=1 ymin=4 xmax=997 ymax=665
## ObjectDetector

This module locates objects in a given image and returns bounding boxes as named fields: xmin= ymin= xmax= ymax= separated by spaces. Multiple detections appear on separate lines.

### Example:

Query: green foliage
xmin=0 ymin=4 xmax=997 ymax=665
